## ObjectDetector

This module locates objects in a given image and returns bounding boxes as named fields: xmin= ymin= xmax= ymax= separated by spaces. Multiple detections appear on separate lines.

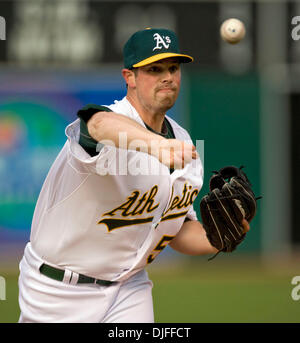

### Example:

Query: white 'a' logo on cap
xmin=153 ymin=33 xmax=171 ymax=51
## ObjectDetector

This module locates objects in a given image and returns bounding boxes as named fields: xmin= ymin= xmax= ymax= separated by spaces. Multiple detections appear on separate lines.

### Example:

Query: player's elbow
xmin=87 ymin=111 xmax=110 ymax=141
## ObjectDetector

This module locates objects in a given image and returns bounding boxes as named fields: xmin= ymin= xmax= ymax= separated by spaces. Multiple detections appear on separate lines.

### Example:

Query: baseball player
xmin=18 ymin=28 xmax=249 ymax=323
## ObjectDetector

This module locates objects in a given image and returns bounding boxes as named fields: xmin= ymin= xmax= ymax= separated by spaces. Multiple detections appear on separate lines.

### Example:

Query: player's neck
xmin=126 ymin=94 xmax=165 ymax=133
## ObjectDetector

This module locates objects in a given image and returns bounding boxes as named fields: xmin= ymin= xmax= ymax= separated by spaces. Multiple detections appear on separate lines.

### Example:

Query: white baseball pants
xmin=18 ymin=243 xmax=154 ymax=323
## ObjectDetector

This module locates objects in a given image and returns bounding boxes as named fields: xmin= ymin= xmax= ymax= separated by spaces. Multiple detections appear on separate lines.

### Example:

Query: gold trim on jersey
xmin=98 ymin=217 xmax=154 ymax=232
xmin=162 ymin=183 xmax=199 ymax=217
xmin=102 ymin=185 xmax=159 ymax=217
xmin=147 ymin=235 xmax=175 ymax=264
xmin=98 ymin=183 xmax=199 ymax=232
xmin=160 ymin=210 xmax=189 ymax=222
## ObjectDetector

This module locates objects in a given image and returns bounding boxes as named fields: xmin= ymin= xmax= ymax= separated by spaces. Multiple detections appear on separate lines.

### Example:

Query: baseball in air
xmin=220 ymin=18 xmax=246 ymax=44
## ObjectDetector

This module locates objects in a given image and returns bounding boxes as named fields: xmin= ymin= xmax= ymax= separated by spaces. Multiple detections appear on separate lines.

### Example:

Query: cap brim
xmin=132 ymin=53 xmax=193 ymax=68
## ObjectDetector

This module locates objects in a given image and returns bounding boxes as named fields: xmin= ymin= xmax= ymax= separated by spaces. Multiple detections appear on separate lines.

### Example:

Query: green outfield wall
xmin=186 ymin=71 xmax=261 ymax=252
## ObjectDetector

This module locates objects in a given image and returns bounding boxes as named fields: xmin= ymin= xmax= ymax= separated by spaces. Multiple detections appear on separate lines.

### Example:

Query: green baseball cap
xmin=123 ymin=28 xmax=194 ymax=69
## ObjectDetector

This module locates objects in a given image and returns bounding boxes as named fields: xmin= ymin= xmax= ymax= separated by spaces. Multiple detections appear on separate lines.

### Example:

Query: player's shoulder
xmin=85 ymin=97 xmax=138 ymax=120
xmin=108 ymin=97 xmax=134 ymax=115
xmin=77 ymin=97 xmax=130 ymax=117
xmin=76 ymin=98 xmax=131 ymax=126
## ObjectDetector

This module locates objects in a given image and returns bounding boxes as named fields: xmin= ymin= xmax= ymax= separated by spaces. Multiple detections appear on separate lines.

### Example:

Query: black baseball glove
xmin=200 ymin=166 xmax=260 ymax=260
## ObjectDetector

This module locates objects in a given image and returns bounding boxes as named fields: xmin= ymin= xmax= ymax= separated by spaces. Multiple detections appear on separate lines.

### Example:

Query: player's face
xmin=134 ymin=58 xmax=181 ymax=114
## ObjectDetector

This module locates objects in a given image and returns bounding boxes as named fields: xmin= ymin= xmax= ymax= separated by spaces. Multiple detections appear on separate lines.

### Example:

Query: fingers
xmin=242 ymin=219 xmax=250 ymax=233
xmin=181 ymin=141 xmax=198 ymax=161
xmin=191 ymin=144 xmax=199 ymax=159
xmin=175 ymin=141 xmax=199 ymax=168
xmin=159 ymin=140 xmax=199 ymax=169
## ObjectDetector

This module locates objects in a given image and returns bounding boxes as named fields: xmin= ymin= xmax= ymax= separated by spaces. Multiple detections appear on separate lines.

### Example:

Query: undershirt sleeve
xmin=77 ymin=104 xmax=112 ymax=157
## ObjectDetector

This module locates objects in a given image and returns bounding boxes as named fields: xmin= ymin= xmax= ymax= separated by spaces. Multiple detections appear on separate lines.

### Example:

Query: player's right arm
xmin=87 ymin=111 xmax=198 ymax=169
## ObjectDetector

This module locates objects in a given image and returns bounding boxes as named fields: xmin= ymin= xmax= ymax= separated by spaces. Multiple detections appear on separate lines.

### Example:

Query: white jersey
xmin=30 ymin=96 xmax=203 ymax=282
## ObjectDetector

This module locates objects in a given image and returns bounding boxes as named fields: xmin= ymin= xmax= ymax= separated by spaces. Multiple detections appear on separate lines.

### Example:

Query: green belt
xmin=39 ymin=263 xmax=116 ymax=286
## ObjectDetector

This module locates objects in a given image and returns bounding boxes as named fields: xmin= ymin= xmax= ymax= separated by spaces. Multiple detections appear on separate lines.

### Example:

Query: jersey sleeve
xmin=77 ymin=104 xmax=112 ymax=157
xmin=185 ymin=205 xmax=198 ymax=221
xmin=77 ymin=104 xmax=112 ymax=123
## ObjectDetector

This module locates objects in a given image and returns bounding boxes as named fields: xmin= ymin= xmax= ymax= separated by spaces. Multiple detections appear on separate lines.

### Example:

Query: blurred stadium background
xmin=0 ymin=0 xmax=300 ymax=323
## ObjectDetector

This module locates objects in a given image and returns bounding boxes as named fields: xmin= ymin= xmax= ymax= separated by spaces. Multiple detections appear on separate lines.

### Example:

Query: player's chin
xmin=157 ymin=93 xmax=177 ymax=109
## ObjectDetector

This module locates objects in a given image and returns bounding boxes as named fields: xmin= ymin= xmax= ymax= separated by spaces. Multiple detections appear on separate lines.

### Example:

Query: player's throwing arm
xmin=87 ymin=111 xmax=198 ymax=169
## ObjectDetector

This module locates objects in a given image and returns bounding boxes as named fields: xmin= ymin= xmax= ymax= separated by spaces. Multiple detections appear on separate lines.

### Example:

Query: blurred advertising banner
xmin=0 ymin=68 xmax=126 ymax=242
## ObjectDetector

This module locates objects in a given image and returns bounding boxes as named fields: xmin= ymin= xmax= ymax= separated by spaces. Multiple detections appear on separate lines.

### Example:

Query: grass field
xmin=1 ymin=254 xmax=300 ymax=323
xmin=149 ymin=256 xmax=300 ymax=323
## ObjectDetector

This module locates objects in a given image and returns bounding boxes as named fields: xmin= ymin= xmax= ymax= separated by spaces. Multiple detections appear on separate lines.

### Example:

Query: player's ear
xmin=122 ymin=68 xmax=136 ymax=89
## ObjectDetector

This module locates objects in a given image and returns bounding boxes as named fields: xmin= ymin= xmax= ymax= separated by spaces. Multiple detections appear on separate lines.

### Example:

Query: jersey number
xmin=147 ymin=235 xmax=175 ymax=264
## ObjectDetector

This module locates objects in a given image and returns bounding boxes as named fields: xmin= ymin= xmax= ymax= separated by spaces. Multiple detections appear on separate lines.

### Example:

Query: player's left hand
xmin=199 ymin=166 xmax=261 ymax=260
